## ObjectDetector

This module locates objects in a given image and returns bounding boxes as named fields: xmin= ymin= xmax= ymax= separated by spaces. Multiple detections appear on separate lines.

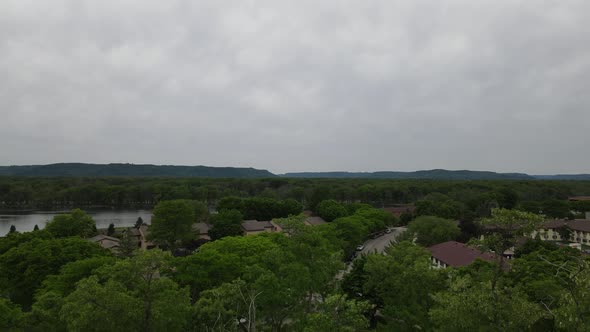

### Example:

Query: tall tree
xmin=430 ymin=275 xmax=543 ymax=331
xmin=134 ymin=217 xmax=143 ymax=229
xmin=407 ymin=216 xmax=460 ymax=246
xmin=148 ymin=200 xmax=196 ymax=250
xmin=0 ymin=237 xmax=107 ymax=308
xmin=45 ymin=209 xmax=96 ymax=238
xmin=61 ymin=250 xmax=191 ymax=332
xmin=118 ymin=230 xmax=138 ymax=258
xmin=364 ymin=242 xmax=446 ymax=330
xmin=208 ymin=209 xmax=243 ymax=240
xmin=106 ymin=223 xmax=115 ymax=236
xmin=317 ymin=200 xmax=348 ymax=222
xmin=8 ymin=225 xmax=16 ymax=234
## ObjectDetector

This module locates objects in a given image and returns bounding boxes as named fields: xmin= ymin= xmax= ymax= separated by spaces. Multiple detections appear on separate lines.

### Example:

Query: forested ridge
xmin=0 ymin=163 xmax=275 ymax=178
xmin=2 ymin=163 xmax=589 ymax=180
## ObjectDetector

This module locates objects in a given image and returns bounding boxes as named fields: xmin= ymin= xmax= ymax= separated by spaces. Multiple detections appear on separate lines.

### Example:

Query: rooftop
xmin=540 ymin=219 xmax=590 ymax=233
xmin=429 ymin=241 xmax=496 ymax=267
xmin=305 ymin=216 xmax=327 ymax=226
xmin=241 ymin=220 xmax=275 ymax=232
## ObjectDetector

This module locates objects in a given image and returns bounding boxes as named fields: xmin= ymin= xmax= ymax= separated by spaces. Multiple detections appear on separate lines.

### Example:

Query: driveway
xmin=359 ymin=227 xmax=406 ymax=255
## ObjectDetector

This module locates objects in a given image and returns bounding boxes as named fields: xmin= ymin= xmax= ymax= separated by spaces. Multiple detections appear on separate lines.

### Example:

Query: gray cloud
xmin=1 ymin=0 xmax=589 ymax=174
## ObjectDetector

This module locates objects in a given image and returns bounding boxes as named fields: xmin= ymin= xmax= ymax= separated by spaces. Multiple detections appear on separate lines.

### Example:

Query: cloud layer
xmin=1 ymin=1 xmax=589 ymax=174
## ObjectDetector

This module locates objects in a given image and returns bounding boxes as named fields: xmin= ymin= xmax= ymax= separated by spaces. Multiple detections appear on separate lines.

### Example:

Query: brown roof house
xmin=241 ymin=220 xmax=282 ymax=236
xmin=304 ymin=216 xmax=327 ymax=226
xmin=192 ymin=222 xmax=212 ymax=241
xmin=88 ymin=234 xmax=121 ymax=251
xmin=383 ymin=205 xmax=416 ymax=217
xmin=429 ymin=241 xmax=496 ymax=269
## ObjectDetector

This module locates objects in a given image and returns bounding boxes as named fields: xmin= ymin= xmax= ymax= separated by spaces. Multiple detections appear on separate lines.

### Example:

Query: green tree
xmin=542 ymin=199 xmax=572 ymax=219
xmin=149 ymin=199 xmax=196 ymax=250
xmin=107 ymin=223 xmax=115 ymax=236
xmin=45 ymin=209 xmax=96 ymax=238
xmin=118 ymin=230 xmax=138 ymax=258
xmin=317 ymin=200 xmax=349 ymax=222
xmin=8 ymin=225 xmax=16 ymax=234
xmin=430 ymin=275 xmax=543 ymax=331
xmin=0 ymin=237 xmax=108 ymax=308
xmin=407 ymin=216 xmax=460 ymax=246
xmin=0 ymin=297 xmax=25 ymax=330
xmin=33 ymin=224 xmax=39 ymax=231
xmin=363 ymin=242 xmax=446 ymax=330
xmin=298 ymin=294 xmax=370 ymax=332
xmin=61 ymin=250 xmax=191 ymax=332
xmin=134 ymin=217 xmax=144 ymax=229
xmin=192 ymin=200 xmax=209 ymax=222
xmin=208 ymin=209 xmax=243 ymax=240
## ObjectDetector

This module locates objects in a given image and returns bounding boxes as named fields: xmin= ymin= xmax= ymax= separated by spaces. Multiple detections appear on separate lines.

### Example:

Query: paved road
xmin=359 ymin=227 xmax=407 ymax=255
xmin=336 ymin=227 xmax=407 ymax=279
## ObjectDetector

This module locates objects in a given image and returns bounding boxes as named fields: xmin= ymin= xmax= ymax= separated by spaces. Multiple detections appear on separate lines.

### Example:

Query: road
xmin=358 ymin=227 xmax=407 ymax=255
xmin=336 ymin=227 xmax=407 ymax=279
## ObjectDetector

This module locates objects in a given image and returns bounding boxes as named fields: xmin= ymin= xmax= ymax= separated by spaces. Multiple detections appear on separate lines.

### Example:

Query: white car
xmin=356 ymin=244 xmax=365 ymax=251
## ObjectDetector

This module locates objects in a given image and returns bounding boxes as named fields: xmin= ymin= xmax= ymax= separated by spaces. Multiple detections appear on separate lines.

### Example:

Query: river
xmin=0 ymin=209 xmax=153 ymax=235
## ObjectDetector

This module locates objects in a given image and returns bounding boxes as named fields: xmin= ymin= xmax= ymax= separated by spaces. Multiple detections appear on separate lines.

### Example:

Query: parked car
xmin=385 ymin=228 xmax=392 ymax=234
xmin=356 ymin=244 xmax=365 ymax=251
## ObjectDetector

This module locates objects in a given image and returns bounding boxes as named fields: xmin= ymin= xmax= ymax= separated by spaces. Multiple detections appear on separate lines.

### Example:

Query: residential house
xmin=383 ymin=205 xmax=416 ymax=217
xmin=429 ymin=241 xmax=496 ymax=269
xmin=192 ymin=222 xmax=212 ymax=241
xmin=241 ymin=220 xmax=282 ymax=236
xmin=88 ymin=234 xmax=121 ymax=251
xmin=304 ymin=216 xmax=327 ymax=226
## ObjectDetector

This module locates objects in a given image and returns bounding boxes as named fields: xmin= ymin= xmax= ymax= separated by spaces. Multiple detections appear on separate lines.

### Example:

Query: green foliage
xmin=40 ymin=256 xmax=118 ymax=297
xmin=45 ymin=209 xmax=96 ymax=238
xmin=553 ymin=259 xmax=590 ymax=331
xmin=208 ymin=209 xmax=243 ymax=240
xmin=61 ymin=250 xmax=191 ymax=332
xmin=542 ymin=199 xmax=573 ymax=219
xmin=317 ymin=199 xmax=349 ymax=222
xmin=0 ymin=297 xmax=25 ymax=330
xmin=364 ymin=242 xmax=446 ymax=330
xmin=430 ymin=275 xmax=543 ymax=331
xmin=217 ymin=196 xmax=302 ymax=220
xmin=8 ymin=225 xmax=16 ymax=235
xmin=416 ymin=194 xmax=466 ymax=219
xmin=298 ymin=294 xmax=370 ymax=332
xmin=0 ymin=237 xmax=108 ymax=309
xmin=407 ymin=216 xmax=460 ymax=246
xmin=0 ymin=230 xmax=53 ymax=255
xmin=481 ymin=208 xmax=544 ymax=254
xmin=149 ymin=199 xmax=196 ymax=249
xmin=118 ymin=230 xmax=138 ymax=258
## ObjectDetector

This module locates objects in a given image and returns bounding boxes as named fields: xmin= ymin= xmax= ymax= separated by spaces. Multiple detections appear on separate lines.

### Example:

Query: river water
xmin=0 ymin=209 xmax=152 ymax=235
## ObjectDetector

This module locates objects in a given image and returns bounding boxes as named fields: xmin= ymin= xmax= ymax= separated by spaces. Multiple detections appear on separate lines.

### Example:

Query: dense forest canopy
xmin=1 ymin=177 xmax=590 ymax=216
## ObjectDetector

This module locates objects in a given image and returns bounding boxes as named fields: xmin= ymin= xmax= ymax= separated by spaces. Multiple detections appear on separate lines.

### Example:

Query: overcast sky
xmin=1 ymin=1 xmax=589 ymax=174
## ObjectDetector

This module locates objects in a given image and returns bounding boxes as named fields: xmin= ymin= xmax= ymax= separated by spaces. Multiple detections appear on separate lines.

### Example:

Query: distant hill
xmin=0 ymin=164 xmax=588 ymax=180
xmin=281 ymin=169 xmax=535 ymax=180
xmin=533 ymin=174 xmax=590 ymax=180
xmin=0 ymin=163 xmax=276 ymax=178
